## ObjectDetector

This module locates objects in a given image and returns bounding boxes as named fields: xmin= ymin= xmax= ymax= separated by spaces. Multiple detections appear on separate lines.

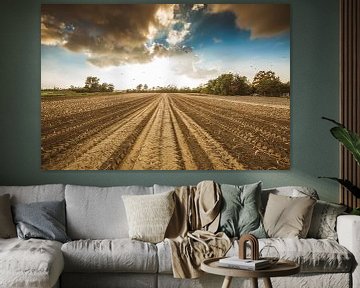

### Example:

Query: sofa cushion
xmin=157 ymin=237 xmax=353 ymax=274
xmin=0 ymin=238 xmax=64 ymax=288
xmin=12 ymin=200 xmax=70 ymax=243
xmin=308 ymin=200 xmax=347 ymax=240
xmin=0 ymin=194 xmax=16 ymax=238
xmin=263 ymin=194 xmax=316 ymax=238
xmin=65 ymin=185 xmax=153 ymax=239
xmin=261 ymin=186 xmax=319 ymax=212
xmin=61 ymin=239 xmax=158 ymax=273
xmin=218 ymin=182 xmax=266 ymax=238
xmin=0 ymin=184 xmax=65 ymax=204
xmin=122 ymin=191 xmax=175 ymax=243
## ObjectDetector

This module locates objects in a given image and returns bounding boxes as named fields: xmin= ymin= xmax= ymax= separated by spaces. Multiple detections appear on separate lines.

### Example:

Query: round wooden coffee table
xmin=201 ymin=257 xmax=300 ymax=288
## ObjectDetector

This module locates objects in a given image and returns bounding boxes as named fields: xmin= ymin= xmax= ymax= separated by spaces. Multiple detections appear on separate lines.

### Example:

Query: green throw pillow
xmin=218 ymin=182 xmax=266 ymax=238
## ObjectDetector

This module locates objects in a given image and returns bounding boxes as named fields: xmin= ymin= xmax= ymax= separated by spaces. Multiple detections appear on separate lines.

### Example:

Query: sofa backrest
xmin=0 ymin=184 xmax=65 ymax=204
xmin=153 ymin=184 xmax=176 ymax=194
xmin=65 ymin=184 xmax=153 ymax=240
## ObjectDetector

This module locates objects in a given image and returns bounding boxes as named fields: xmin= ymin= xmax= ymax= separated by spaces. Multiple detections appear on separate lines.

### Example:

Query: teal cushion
xmin=218 ymin=182 xmax=266 ymax=238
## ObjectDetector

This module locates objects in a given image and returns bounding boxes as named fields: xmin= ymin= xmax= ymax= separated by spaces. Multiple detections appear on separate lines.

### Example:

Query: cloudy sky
xmin=41 ymin=4 xmax=290 ymax=90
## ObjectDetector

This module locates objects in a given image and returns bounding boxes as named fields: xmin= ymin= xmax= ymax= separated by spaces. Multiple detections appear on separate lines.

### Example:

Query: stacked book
xmin=218 ymin=257 xmax=271 ymax=270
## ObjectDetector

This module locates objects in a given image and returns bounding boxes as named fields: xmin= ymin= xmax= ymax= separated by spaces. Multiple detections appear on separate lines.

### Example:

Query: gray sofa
xmin=0 ymin=184 xmax=359 ymax=288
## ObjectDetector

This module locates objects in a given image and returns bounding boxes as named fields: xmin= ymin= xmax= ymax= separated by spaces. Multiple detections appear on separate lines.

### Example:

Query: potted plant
xmin=320 ymin=117 xmax=360 ymax=215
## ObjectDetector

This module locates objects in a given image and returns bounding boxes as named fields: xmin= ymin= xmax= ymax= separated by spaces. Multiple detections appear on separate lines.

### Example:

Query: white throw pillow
xmin=122 ymin=191 xmax=175 ymax=243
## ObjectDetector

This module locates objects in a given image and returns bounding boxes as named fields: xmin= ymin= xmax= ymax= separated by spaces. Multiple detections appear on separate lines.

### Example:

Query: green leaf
xmin=330 ymin=127 xmax=360 ymax=165
xmin=351 ymin=208 xmax=360 ymax=215
xmin=319 ymin=177 xmax=360 ymax=198
xmin=322 ymin=117 xmax=360 ymax=165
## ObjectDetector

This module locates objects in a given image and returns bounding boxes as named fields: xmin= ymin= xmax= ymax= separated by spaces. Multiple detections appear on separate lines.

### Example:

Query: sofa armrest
xmin=337 ymin=215 xmax=360 ymax=288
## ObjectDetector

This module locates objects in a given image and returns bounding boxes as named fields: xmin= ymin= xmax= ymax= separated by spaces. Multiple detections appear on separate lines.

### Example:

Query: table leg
xmin=263 ymin=277 xmax=273 ymax=288
xmin=251 ymin=278 xmax=258 ymax=288
xmin=222 ymin=276 xmax=233 ymax=288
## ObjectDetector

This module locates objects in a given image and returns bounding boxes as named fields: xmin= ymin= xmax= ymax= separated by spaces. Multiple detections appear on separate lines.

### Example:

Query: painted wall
xmin=0 ymin=0 xmax=340 ymax=202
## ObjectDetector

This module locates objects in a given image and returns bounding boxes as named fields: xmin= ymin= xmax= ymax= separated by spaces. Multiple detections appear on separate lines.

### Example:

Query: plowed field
xmin=41 ymin=93 xmax=290 ymax=170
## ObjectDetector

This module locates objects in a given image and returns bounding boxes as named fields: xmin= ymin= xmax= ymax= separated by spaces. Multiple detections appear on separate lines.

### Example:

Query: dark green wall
xmin=0 ymin=0 xmax=340 ymax=202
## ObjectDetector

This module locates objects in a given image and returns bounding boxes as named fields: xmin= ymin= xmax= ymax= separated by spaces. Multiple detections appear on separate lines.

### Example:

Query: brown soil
xmin=41 ymin=93 xmax=290 ymax=170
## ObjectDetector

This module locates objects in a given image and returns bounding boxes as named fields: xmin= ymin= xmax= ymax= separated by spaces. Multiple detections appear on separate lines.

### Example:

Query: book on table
xmin=218 ymin=257 xmax=271 ymax=270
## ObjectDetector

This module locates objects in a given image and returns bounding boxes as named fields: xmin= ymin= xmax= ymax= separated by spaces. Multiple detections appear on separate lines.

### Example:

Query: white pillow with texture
xmin=307 ymin=200 xmax=347 ymax=240
xmin=122 ymin=191 xmax=175 ymax=243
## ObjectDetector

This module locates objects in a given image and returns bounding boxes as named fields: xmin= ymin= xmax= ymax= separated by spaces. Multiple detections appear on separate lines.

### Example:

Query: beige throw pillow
xmin=0 ymin=194 xmax=17 ymax=238
xmin=263 ymin=193 xmax=316 ymax=238
xmin=122 ymin=191 xmax=175 ymax=243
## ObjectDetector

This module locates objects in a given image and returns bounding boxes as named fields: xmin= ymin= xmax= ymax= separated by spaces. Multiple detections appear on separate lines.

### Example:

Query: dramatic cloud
xmin=41 ymin=4 xmax=290 ymax=89
xmin=192 ymin=4 xmax=205 ymax=11
xmin=166 ymin=23 xmax=191 ymax=45
xmin=170 ymin=53 xmax=218 ymax=79
xmin=41 ymin=4 xmax=182 ymax=67
xmin=208 ymin=4 xmax=290 ymax=38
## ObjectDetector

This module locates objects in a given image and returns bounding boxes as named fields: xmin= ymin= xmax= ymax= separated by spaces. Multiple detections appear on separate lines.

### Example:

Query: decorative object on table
xmin=259 ymin=245 xmax=280 ymax=265
xmin=215 ymin=233 xmax=272 ymax=271
xmin=237 ymin=234 xmax=279 ymax=267
xmin=238 ymin=234 xmax=259 ymax=260
xmin=218 ymin=257 xmax=271 ymax=270
xmin=320 ymin=117 xmax=360 ymax=212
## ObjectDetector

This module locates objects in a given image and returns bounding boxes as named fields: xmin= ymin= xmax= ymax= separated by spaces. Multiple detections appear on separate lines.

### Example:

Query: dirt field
xmin=41 ymin=93 xmax=290 ymax=170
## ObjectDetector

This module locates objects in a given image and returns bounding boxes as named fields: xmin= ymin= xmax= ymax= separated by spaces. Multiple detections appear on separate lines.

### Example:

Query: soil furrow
xmin=41 ymin=92 xmax=290 ymax=170
xmin=41 ymin=99 xmax=155 ymax=167
xmin=170 ymin=94 xmax=289 ymax=169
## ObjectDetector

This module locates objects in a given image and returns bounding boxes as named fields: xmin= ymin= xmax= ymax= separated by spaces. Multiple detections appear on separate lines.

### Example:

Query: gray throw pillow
xmin=0 ymin=194 xmax=16 ymax=238
xmin=307 ymin=200 xmax=347 ymax=240
xmin=218 ymin=182 xmax=266 ymax=238
xmin=12 ymin=200 xmax=70 ymax=243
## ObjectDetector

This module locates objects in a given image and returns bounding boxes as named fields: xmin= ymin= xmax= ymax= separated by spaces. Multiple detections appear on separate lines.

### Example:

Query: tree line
xmin=67 ymin=77 xmax=115 ymax=93
xmin=42 ymin=70 xmax=289 ymax=97
xmin=132 ymin=70 xmax=289 ymax=97
xmin=126 ymin=84 xmax=199 ymax=94
xmin=200 ymin=71 xmax=289 ymax=96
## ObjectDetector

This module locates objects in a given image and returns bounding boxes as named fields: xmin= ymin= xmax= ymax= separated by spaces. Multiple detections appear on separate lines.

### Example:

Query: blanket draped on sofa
xmin=165 ymin=181 xmax=231 ymax=278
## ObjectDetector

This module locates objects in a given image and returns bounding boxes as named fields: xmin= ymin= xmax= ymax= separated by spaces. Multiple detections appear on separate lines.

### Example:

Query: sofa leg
xmin=251 ymin=278 xmax=258 ymax=288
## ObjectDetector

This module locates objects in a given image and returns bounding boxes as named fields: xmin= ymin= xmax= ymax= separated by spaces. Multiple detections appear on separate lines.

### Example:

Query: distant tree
xmin=107 ymin=83 xmax=115 ymax=92
xmin=136 ymin=84 xmax=143 ymax=91
xmin=82 ymin=76 xmax=115 ymax=93
xmin=252 ymin=71 xmax=283 ymax=96
xmin=143 ymin=84 xmax=148 ymax=91
xmin=200 ymin=73 xmax=251 ymax=96
xmin=85 ymin=76 xmax=100 ymax=92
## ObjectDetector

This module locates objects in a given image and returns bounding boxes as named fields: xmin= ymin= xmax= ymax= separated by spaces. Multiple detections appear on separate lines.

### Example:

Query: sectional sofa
xmin=0 ymin=184 xmax=359 ymax=288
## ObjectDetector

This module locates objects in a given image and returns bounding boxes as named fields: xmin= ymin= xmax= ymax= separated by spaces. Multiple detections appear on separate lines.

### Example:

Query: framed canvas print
xmin=41 ymin=4 xmax=290 ymax=170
